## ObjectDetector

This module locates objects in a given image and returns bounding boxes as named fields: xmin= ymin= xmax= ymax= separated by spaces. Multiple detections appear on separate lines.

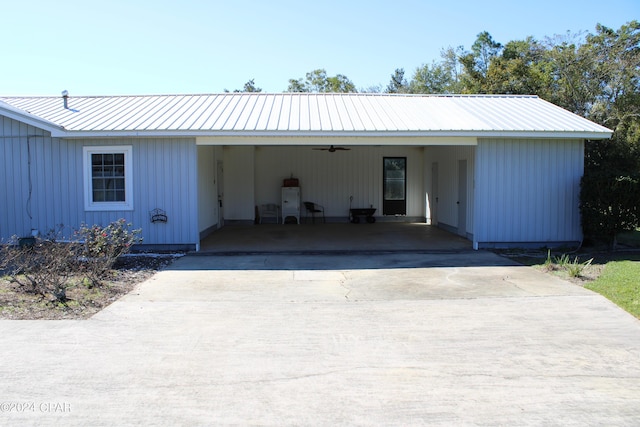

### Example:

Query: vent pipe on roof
xmin=61 ymin=90 xmax=69 ymax=109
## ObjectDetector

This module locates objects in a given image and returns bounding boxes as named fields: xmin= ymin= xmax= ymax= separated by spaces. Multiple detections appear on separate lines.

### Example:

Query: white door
xmin=457 ymin=160 xmax=467 ymax=237
xmin=217 ymin=160 xmax=224 ymax=228
xmin=431 ymin=162 xmax=439 ymax=225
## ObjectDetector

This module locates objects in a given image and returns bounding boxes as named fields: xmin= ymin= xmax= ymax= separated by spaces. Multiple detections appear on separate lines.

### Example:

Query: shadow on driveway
xmin=174 ymin=250 xmax=516 ymax=271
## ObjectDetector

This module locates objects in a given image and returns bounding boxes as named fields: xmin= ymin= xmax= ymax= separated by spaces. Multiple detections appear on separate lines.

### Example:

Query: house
xmin=0 ymin=93 xmax=612 ymax=251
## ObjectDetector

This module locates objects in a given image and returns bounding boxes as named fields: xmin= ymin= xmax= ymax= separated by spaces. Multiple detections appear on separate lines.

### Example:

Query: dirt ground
xmin=0 ymin=255 xmax=178 ymax=320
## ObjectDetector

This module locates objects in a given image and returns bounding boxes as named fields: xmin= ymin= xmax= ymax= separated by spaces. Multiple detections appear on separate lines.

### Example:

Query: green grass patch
xmin=586 ymin=261 xmax=640 ymax=319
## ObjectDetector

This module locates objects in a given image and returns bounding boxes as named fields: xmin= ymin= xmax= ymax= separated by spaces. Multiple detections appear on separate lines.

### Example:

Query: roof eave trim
xmin=54 ymin=129 xmax=614 ymax=140
xmin=0 ymin=106 xmax=65 ymax=135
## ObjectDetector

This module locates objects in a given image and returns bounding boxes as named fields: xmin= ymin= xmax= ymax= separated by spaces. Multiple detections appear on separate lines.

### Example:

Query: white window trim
xmin=83 ymin=146 xmax=133 ymax=211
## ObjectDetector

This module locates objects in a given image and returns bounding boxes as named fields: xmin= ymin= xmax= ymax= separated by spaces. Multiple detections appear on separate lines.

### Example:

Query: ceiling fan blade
xmin=312 ymin=145 xmax=350 ymax=152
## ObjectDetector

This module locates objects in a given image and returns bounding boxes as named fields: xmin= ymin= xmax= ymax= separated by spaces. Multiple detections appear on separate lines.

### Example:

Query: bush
xmin=0 ymin=220 xmax=143 ymax=302
xmin=77 ymin=219 xmax=143 ymax=285
xmin=581 ymin=137 xmax=640 ymax=248
xmin=0 ymin=231 xmax=82 ymax=302
xmin=580 ymin=172 xmax=640 ymax=247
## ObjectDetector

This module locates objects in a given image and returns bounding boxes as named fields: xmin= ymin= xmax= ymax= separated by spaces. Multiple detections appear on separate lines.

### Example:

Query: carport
xmin=199 ymin=222 xmax=471 ymax=253
xmin=0 ymin=93 xmax=612 ymax=252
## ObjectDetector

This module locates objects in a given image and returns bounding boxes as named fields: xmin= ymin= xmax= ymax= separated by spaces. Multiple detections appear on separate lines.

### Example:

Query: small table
xmin=350 ymin=208 xmax=376 ymax=223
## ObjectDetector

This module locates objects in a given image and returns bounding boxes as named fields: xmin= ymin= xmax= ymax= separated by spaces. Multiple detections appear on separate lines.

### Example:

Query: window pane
xmin=93 ymin=189 xmax=105 ymax=202
xmin=90 ymin=151 xmax=127 ymax=204
xmin=384 ymin=158 xmax=406 ymax=179
xmin=384 ymin=180 xmax=405 ymax=200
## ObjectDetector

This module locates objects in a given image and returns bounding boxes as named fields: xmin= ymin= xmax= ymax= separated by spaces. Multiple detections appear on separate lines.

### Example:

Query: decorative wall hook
xmin=150 ymin=208 xmax=168 ymax=223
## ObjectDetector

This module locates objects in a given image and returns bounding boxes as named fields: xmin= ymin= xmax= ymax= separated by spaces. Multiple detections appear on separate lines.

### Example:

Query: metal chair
xmin=259 ymin=203 xmax=280 ymax=224
xmin=303 ymin=201 xmax=325 ymax=223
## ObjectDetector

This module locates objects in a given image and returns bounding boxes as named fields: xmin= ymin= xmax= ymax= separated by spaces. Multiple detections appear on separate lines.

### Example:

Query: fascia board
xmin=57 ymin=129 xmax=613 ymax=140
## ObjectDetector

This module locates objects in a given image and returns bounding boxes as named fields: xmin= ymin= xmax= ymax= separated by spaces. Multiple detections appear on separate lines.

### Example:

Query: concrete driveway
xmin=0 ymin=251 xmax=639 ymax=426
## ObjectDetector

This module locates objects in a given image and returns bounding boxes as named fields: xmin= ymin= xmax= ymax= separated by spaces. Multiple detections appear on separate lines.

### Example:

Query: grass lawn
xmin=499 ymin=245 xmax=640 ymax=319
xmin=586 ymin=260 xmax=640 ymax=319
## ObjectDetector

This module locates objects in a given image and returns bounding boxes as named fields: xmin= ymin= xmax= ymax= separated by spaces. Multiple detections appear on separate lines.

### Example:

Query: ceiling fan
xmin=313 ymin=145 xmax=351 ymax=153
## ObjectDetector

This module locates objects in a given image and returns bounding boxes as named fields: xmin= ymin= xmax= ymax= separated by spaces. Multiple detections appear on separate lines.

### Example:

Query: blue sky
xmin=1 ymin=0 xmax=637 ymax=95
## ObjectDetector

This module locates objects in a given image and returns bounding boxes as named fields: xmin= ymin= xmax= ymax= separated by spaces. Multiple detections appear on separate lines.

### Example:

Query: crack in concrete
xmin=220 ymin=367 xmax=640 ymax=386
xmin=339 ymin=277 xmax=352 ymax=300
xmin=444 ymin=268 xmax=461 ymax=285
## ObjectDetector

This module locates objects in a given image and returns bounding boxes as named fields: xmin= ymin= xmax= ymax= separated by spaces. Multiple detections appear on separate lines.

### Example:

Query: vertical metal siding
xmin=1 ymin=118 xmax=198 ymax=246
xmin=223 ymin=146 xmax=256 ymax=220
xmin=423 ymin=145 xmax=476 ymax=234
xmin=252 ymin=145 xmax=424 ymax=219
xmin=197 ymin=145 xmax=219 ymax=233
xmin=1 ymin=116 xmax=32 ymax=239
xmin=475 ymin=138 xmax=583 ymax=244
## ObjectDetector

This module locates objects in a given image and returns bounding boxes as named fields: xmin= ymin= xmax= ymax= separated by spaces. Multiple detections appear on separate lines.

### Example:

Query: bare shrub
xmin=0 ymin=232 xmax=82 ymax=303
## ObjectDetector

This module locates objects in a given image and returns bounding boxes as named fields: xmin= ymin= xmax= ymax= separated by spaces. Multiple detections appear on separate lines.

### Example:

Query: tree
xmin=439 ymin=46 xmax=466 ymax=93
xmin=459 ymin=31 xmax=502 ymax=93
xmin=541 ymin=32 xmax=601 ymax=117
xmin=239 ymin=79 xmax=262 ymax=93
xmin=286 ymin=69 xmax=357 ymax=93
xmin=385 ymin=68 xmax=409 ymax=93
xmin=577 ymin=21 xmax=640 ymax=247
xmin=484 ymin=38 xmax=549 ymax=95
xmin=409 ymin=61 xmax=456 ymax=94
xmin=224 ymin=79 xmax=263 ymax=93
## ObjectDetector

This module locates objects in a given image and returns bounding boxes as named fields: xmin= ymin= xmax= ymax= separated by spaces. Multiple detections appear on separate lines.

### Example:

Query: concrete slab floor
xmin=0 ymin=251 xmax=639 ymax=426
xmin=199 ymin=222 xmax=472 ymax=253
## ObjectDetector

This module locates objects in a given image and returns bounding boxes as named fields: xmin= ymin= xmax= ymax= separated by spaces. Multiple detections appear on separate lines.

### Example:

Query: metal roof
xmin=0 ymin=93 xmax=612 ymax=139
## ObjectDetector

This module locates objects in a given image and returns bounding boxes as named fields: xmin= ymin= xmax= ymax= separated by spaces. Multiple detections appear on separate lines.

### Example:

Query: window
xmin=83 ymin=146 xmax=133 ymax=211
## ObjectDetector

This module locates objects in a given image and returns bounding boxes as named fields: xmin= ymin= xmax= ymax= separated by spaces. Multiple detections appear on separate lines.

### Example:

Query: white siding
xmin=423 ymin=146 xmax=476 ymax=235
xmin=1 ymin=115 xmax=199 ymax=247
xmin=197 ymin=145 xmax=220 ymax=235
xmin=223 ymin=146 xmax=255 ymax=220
xmin=474 ymin=138 xmax=584 ymax=246
xmin=251 ymin=145 xmax=425 ymax=220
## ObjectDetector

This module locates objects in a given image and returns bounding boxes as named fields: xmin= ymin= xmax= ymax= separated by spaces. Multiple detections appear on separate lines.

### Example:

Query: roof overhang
xmin=0 ymin=101 xmax=65 ymax=135
xmin=51 ymin=129 xmax=612 ymax=142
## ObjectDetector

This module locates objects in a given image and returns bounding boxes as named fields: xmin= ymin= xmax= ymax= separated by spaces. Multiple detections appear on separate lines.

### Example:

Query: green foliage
xmin=459 ymin=31 xmax=502 ymax=93
xmin=580 ymin=171 xmax=640 ymax=246
xmin=553 ymin=253 xmax=571 ymax=267
xmin=386 ymin=68 xmax=408 ymax=93
xmin=225 ymin=79 xmax=262 ymax=93
xmin=586 ymin=261 xmax=640 ymax=318
xmin=543 ymin=251 xmax=593 ymax=278
xmin=409 ymin=61 xmax=456 ymax=94
xmin=287 ymin=69 xmax=356 ymax=93
xmin=566 ymin=257 xmax=593 ymax=278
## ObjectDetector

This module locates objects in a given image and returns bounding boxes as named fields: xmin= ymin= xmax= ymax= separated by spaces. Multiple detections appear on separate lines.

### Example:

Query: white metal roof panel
xmin=0 ymin=93 xmax=613 ymax=139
